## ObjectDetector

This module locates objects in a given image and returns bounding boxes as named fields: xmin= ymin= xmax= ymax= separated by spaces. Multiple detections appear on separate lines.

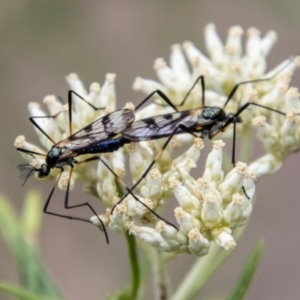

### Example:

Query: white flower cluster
xmin=133 ymin=24 xmax=300 ymax=138
xmin=133 ymin=23 xmax=300 ymax=175
xmin=249 ymin=87 xmax=300 ymax=177
xmin=93 ymin=139 xmax=254 ymax=255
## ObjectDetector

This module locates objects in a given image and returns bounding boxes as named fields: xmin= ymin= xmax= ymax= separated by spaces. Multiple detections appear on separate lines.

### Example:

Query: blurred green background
xmin=1 ymin=1 xmax=300 ymax=299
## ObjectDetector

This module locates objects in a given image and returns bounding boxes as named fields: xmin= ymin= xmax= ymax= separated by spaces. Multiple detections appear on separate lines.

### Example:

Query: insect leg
xmin=135 ymin=90 xmax=179 ymax=112
xmin=177 ymin=75 xmax=205 ymax=107
xmin=16 ymin=147 xmax=47 ymax=158
xmin=67 ymin=90 xmax=105 ymax=135
xmin=111 ymin=124 xmax=199 ymax=218
xmin=29 ymin=89 xmax=107 ymax=143
xmin=43 ymin=168 xmax=109 ymax=243
xmin=29 ymin=112 xmax=61 ymax=144
xmin=233 ymin=101 xmax=286 ymax=165
xmin=138 ymin=75 xmax=206 ymax=111
xmin=223 ymin=56 xmax=297 ymax=108
xmin=99 ymin=157 xmax=178 ymax=230
xmin=75 ymin=156 xmax=178 ymax=230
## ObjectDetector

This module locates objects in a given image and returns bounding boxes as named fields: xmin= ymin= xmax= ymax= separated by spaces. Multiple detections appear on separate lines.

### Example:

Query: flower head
xmin=92 ymin=139 xmax=255 ymax=255
xmin=132 ymin=23 xmax=300 ymax=174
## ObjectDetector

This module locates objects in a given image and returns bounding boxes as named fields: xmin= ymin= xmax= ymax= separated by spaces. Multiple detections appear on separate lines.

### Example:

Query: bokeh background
xmin=1 ymin=1 xmax=300 ymax=299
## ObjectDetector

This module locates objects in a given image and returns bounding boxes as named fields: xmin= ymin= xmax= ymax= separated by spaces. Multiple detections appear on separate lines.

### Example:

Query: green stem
xmin=125 ymin=232 xmax=140 ymax=299
xmin=152 ymin=250 xmax=170 ymax=300
xmin=115 ymin=180 xmax=141 ymax=299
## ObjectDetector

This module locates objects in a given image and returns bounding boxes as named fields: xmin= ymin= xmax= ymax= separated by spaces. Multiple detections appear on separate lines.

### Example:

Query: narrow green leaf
xmin=0 ymin=282 xmax=61 ymax=300
xmin=21 ymin=190 xmax=42 ymax=236
xmin=0 ymin=192 xmax=62 ymax=298
xmin=172 ymin=246 xmax=231 ymax=300
xmin=226 ymin=240 xmax=264 ymax=300
xmin=0 ymin=193 xmax=21 ymax=254
xmin=18 ymin=243 xmax=61 ymax=297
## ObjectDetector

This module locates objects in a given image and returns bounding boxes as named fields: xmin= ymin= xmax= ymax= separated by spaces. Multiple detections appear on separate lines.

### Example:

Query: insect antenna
xmin=17 ymin=164 xmax=36 ymax=186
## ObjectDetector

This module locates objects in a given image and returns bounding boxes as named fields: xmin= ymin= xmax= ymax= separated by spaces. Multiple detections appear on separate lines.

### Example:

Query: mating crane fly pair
xmin=17 ymin=58 xmax=294 ymax=243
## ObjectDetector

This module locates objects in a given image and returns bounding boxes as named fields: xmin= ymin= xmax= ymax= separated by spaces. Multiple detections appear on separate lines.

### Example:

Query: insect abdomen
xmin=76 ymin=137 xmax=129 ymax=154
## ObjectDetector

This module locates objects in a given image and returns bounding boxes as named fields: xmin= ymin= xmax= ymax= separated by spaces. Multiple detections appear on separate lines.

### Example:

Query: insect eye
xmin=38 ymin=164 xmax=50 ymax=178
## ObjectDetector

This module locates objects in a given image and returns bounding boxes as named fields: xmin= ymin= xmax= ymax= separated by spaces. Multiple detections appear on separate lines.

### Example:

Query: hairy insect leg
xmin=44 ymin=167 xmax=109 ymax=243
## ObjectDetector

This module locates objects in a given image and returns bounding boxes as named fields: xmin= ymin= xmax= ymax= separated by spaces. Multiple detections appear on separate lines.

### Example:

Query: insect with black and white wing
xmin=107 ymin=57 xmax=297 ymax=214
xmin=16 ymin=88 xmax=181 ymax=243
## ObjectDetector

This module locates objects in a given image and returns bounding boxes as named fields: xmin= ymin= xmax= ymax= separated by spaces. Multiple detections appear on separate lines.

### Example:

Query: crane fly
xmin=16 ymin=89 xmax=181 ymax=243
xmin=107 ymin=56 xmax=297 ymax=215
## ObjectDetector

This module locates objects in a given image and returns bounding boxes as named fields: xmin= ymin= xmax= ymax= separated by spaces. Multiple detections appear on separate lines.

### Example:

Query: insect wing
xmin=56 ymin=109 xmax=135 ymax=157
xmin=122 ymin=108 xmax=215 ymax=141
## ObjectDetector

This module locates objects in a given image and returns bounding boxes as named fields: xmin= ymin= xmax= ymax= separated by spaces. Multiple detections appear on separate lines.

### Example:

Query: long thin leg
xmin=67 ymin=90 xmax=106 ymax=135
xmin=44 ymin=168 xmax=109 ymax=243
xmin=29 ymin=113 xmax=61 ymax=144
xmin=99 ymin=158 xmax=178 ymax=230
xmin=232 ymin=101 xmax=286 ymax=165
xmin=75 ymin=156 xmax=178 ymax=230
xmin=29 ymin=90 xmax=107 ymax=141
xmin=177 ymin=75 xmax=206 ymax=107
xmin=223 ymin=56 xmax=297 ymax=108
xmin=43 ymin=171 xmax=91 ymax=223
xmin=111 ymin=123 xmax=199 ymax=215
xmin=29 ymin=88 xmax=183 ymax=144
xmin=16 ymin=147 xmax=46 ymax=158
xmin=135 ymin=90 xmax=179 ymax=112
xmin=146 ymin=76 xmax=206 ymax=109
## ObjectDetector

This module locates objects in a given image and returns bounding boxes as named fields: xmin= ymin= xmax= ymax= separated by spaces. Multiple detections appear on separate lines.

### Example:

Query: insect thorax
xmin=201 ymin=107 xmax=226 ymax=121
xmin=46 ymin=146 xmax=66 ymax=167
